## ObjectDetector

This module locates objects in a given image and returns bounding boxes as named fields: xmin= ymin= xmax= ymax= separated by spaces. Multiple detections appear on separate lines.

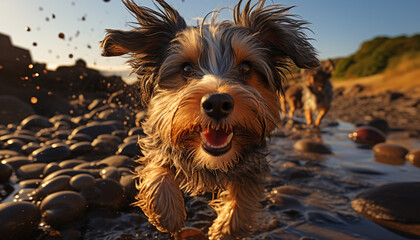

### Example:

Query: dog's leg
xmin=314 ymin=107 xmax=329 ymax=127
xmin=208 ymin=181 xmax=263 ymax=240
xmin=305 ymin=108 xmax=313 ymax=126
xmin=135 ymin=164 xmax=186 ymax=233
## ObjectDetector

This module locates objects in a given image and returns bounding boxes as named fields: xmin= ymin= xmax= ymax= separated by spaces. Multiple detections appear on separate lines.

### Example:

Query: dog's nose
xmin=201 ymin=93 xmax=234 ymax=120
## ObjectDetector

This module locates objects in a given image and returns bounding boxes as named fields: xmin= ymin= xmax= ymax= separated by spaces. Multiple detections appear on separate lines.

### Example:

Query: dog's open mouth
xmin=200 ymin=127 xmax=233 ymax=156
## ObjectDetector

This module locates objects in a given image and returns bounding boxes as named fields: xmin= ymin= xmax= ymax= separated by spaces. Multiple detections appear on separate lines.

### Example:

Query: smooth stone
xmin=71 ymin=122 xmax=118 ymax=139
xmin=34 ymin=175 xmax=71 ymax=200
xmin=351 ymin=182 xmax=420 ymax=238
xmin=53 ymin=121 xmax=70 ymax=130
xmin=293 ymin=139 xmax=332 ymax=154
xmin=1 ymin=156 xmax=32 ymax=171
xmin=0 ymin=163 xmax=13 ymax=183
xmin=349 ymin=126 xmax=386 ymax=146
xmin=43 ymin=169 xmax=99 ymax=182
xmin=89 ymin=179 xmax=125 ymax=209
xmin=117 ymin=141 xmax=142 ymax=157
xmin=20 ymin=114 xmax=53 ymax=130
xmin=340 ymin=162 xmax=384 ymax=175
xmin=73 ymin=162 xmax=103 ymax=170
xmin=99 ymin=155 xmax=138 ymax=169
xmin=52 ymin=130 xmax=71 ymax=140
xmin=0 ymin=134 xmax=37 ymax=143
xmin=68 ymin=133 xmax=92 ymax=142
xmin=123 ymin=135 xmax=139 ymax=143
xmin=40 ymin=191 xmax=88 ymax=228
xmin=58 ymin=159 xmax=87 ymax=169
xmin=96 ymin=134 xmax=121 ymax=145
xmin=0 ymin=201 xmax=41 ymax=240
xmin=91 ymin=138 xmax=118 ymax=154
xmin=120 ymin=174 xmax=137 ymax=203
xmin=43 ymin=162 xmax=62 ymax=177
xmin=100 ymin=166 xmax=121 ymax=181
xmin=14 ymin=188 xmax=36 ymax=202
xmin=88 ymin=98 xmax=106 ymax=111
xmin=69 ymin=141 xmax=93 ymax=155
xmin=50 ymin=114 xmax=73 ymax=124
xmin=3 ymin=139 xmax=25 ymax=152
xmin=373 ymin=143 xmax=409 ymax=166
xmin=70 ymin=174 xmax=96 ymax=190
xmin=80 ymin=186 xmax=101 ymax=200
xmin=406 ymin=150 xmax=420 ymax=168
xmin=31 ymin=144 xmax=71 ymax=163
xmin=19 ymin=179 xmax=42 ymax=188
xmin=111 ymin=130 xmax=127 ymax=139
xmin=16 ymin=163 xmax=47 ymax=180
xmin=367 ymin=118 xmax=389 ymax=134
xmin=270 ymin=185 xmax=310 ymax=196
xmin=128 ymin=126 xmax=144 ymax=136
xmin=35 ymin=128 xmax=54 ymax=141
xmin=21 ymin=142 xmax=41 ymax=155
xmin=0 ymin=150 xmax=22 ymax=159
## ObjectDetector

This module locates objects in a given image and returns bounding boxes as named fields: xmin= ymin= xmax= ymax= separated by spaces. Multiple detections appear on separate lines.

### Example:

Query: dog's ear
xmin=322 ymin=59 xmax=335 ymax=75
xmin=100 ymin=0 xmax=187 ymax=106
xmin=233 ymin=0 xmax=319 ymax=70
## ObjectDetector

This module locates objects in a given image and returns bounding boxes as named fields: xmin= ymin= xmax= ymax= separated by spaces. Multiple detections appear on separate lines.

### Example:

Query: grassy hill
xmin=333 ymin=34 xmax=420 ymax=78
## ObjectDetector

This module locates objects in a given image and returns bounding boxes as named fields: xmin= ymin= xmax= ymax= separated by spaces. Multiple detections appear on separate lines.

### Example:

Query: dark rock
xmin=111 ymin=130 xmax=127 ymax=139
xmin=70 ymin=174 xmax=96 ymax=190
xmin=71 ymin=122 xmax=117 ymax=139
xmin=340 ymin=162 xmax=384 ymax=175
xmin=3 ymin=139 xmax=25 ymax=152
xmin=349 ymin=126 xmax=386 ymax=147
xmin=116 ymin=141 xmax=141 ymax=157
xmin=123 ymin=135 xmax=139 ymax=143
xmin=31 ymin=143 xmax=71 ymax=163
xmin=351 ymin=182 xmax=420 ymax=238
xmin=21 ymin=142 xmax=41 ymax=155
xmin=99 ymin=155 xmax=138 ymax=169
xmin=0 ymin=201 xmax=41 ymax=240
xmin=68 ymin=133 xmax=92 ymax=142
xmin=91 ymin=138 xmax=118 ymax=154
xmin=1 ymin=156 xmax=32 ymax=170
xmin=20 ymin=114 xmax=53 ymax=130
xmin=14 ymin=188 xmax=36 ymax=202
xmin=58 ymin=159 xmax=87 ymax=169
xmin=42 ymin=162 xmax=62 ymax=177
xmin=100 ymin=166 xmax=121 ymax=181
xmin=34 ymin=175 xmax=71 ymax=200
xmin=43 ymin=169 xmax=99 ymax=182
xmin=52 ymin=130 xmax=71 ymax=140
xmin=16 ymin=163 xmax=47 ymax=180
xmin=293 ymin=138 xmax=332 ymax=154
xmin=19 ymin=179 xmax=41 ymax=188
xmin=128 ymin=126 xmax=144 ymax=136
xmin=120 ymin=174 xmax=137 ymax=203
xmin=0 ymin=95 xmax=35 ymax=125
xmin=89 ymin=179 xmax=125 ymax=209
xmin=0 ymin=150 xmax=22 ymax=160
xmin=0 ymin=134 xmax=37 ymax=143
xmin=373 ymin=143 xmax=409 ymax=166
xmin=0 ymin=163 xmax=13 ymax=183
xmin=367 ymin=118 xmax=389 ymax=134
xmin=40 ymin=191 xmax=88 ymax=228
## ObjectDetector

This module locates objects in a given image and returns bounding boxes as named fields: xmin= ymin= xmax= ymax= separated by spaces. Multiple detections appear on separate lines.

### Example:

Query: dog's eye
xmin=182 ymin=63 xmax=195 ymax=78
xmin=239 ymin=62 xmax=252 ymax=75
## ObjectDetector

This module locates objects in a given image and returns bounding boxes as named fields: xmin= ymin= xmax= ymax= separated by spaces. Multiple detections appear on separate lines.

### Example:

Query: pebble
xmin=0 ymin=150 xmax=22 ymax=160
xmin=31 ymin=143 xmax=71 ymax=163
xmin=0 ymin=201 xmax=41 ymax=240
xmin=89 ymin=179 xmax=125 ymax=209
xmin=21 ymin=142 xmax=41 ymax=155
xmin=3 ymin=139 xmax=25 ymax=152
xmin=119 ymin=174 xmax=137 ymax=203
xmin=91 ymin=138 xmax=118 ymax=154
xmin=14 ymin=188 xmax=36 ymax=202
xmin=59 ymin=159 xmax=87 ymax=169
xmin=16 ymin=163 xmax=47 ymax=180
xmin=0 ymin=163 xmax=13 ymax=183
xmin=19 ymin=179 xmax=41 ymax=188
xmin=71 ymin=122 xmax=118 ymax=139
xmin=293 ymin=138 xmax=332 ymax=154
xmin=0 ymin=134 xmax=37 ymax=143
xmin=40 ymin=191 xmax=88 ymax=228
xmin=340 ymin=162 xmax=384 ymax=175
xmin=70 ymin=141 xmax=94 ymax=155
xmin=406 ymin=149 xmax=420 ymax=168
xmin=42 ymin=162 xmax=62 ymax=176
xmin=349 ymin=126 xmax=386 ymax=147
xmin=1 ymin=156 xmax=32 ymax=170
xmin=70 ymin=174 xmax=96 ymax=190
xmin=372 ymin=143 xmax=409 ymax=166
xmin=68 ymin=133 xmax=92 ymax=142
xmin=116 ymin=141 xmax=141 ymax=157
xmin=367 ymin=118 xmax=389 ymax=134
xmin=99 ymin=155 xmax=138 ymax=169
xmin=128 ymin=126 xmax=144 ymax=136
xmin=20 ymin=114 xmax=53 ymax=130
xmin=351 ymin=182 xmax=420 ymax=238
xmin=100 ymin=166 xmax=121 ymax=181
xmin=43 ymin=169 xmax=99 ymax=182
xmin=34 ymin=175 xmax=71 ymax=200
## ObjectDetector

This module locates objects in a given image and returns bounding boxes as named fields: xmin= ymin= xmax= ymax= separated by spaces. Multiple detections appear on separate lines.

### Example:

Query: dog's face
xmin=101 ymin=0 xmax=318 ymax=171
xmin=302 ymin=59 xmax=334 ymax=93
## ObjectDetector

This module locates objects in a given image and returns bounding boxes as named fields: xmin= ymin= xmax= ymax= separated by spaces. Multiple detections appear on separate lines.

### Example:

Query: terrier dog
xmin=101 ymin=0 xmax=318 ymax=238
xmin=280 ymin=59 xmax=334 ymax=127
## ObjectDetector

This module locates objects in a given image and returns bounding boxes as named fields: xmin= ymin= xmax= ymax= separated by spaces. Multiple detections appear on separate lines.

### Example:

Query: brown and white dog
xmin=100 ymin=0 xmax=318 ymax=239
xmin=280 ymin=59 xmax=334 ymax=127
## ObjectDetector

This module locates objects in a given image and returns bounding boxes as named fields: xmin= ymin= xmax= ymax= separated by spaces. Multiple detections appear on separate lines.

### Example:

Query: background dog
xmin=280 ymin=59 xmax=334 ymax=127
xmin=100 ymin=0 xmax=318 ymax=239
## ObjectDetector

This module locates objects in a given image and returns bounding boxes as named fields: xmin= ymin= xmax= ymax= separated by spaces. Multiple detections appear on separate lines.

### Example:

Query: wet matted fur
xmin=101 ymin=0 xmax=318 ymax=239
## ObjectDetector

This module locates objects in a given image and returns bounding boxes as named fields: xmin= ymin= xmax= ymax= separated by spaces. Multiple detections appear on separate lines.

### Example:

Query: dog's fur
xmin=280 ymin=59 xmax=334 ymax=127
xmin=100 ymin=0 xmax=318 ymax=238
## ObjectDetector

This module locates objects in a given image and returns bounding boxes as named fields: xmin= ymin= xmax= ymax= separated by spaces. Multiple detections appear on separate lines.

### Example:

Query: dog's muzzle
xmin=201 ymin=93 xmax=234 ymax=121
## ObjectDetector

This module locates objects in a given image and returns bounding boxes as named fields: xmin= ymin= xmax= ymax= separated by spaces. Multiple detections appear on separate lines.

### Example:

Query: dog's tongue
xmin=204 ymin=128 xmax=231 ymax=146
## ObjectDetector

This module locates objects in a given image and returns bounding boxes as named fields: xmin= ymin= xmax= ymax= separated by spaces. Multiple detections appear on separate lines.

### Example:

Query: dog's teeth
xmin=226 ymin=132 xmax=233 ymax=144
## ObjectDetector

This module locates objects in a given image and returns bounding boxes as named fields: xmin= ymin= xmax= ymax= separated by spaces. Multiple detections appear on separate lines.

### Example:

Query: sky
xmin=1 ymin=0 xmax=419 ymax=81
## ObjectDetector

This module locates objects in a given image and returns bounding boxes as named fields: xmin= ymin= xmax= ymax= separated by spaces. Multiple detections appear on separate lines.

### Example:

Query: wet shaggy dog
xmin=101 ymin=0 xmax=318 ymax=238
xmin=280 ymin=59 xmax=334 ymax=127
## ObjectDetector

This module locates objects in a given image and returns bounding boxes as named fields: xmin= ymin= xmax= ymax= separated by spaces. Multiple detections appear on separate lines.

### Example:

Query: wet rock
xmin=406 ymin=149 xmax=420 ymax=168
xmin=20 ymin=114 xmax=53 ymax=130
xmin=351 ymin=182 xmax=420 ymax=238
xmin=120 ymin=174 xmax=136 ymax=203
xmin=128 ymin=126 xmax=144 ymax=136
xmin=349 ymin=126 xmax=386 ymax=147
xmin=43 ymin=169 xmax=99 ymax=182
xmin=0 ymin=150 xmax=22 ymax=160
xmin=91 ymin=138 xmax=118 ymax=154
xmin=80 ymin=186 xmax=101 ymax=200
xmin=293 ymin=139 xmax=332 ymax=154
xmin=52 ymin=130 xmax=71 ymax=140
xmin=306 ymin=210 xmax=345 ymax=225
xmin=3 ymin=139 xmax=25 ymax=152
xmin=43 ymin=162 xmax=62 ymax=177
xmin=0 ymin=163 xmax=13 ymax=183
xmin=270 ymin=185 xmax=310 ymax=196
xmin=1 ymin=156 xmax=32 ymax=170
xmin=40 ymin=191 xmax=88 ymax=228
xmin=16 ymin=163 xmax=47 ymax=180
xmin=89 ymin=179 xmax=125 ymax=209
xmin=59 ymin=159 xmax=87 ymax=169
xmin=111 ymin=129 xmax=127 ymax=139
xmin=373 ymin=143 xmax=409 ymax=166
xmin=70 ymin=174 xmax=96 ymax=190
xmin=68 ymin=133 xmax=92 ymax=142
xmin=0 ymin=134 xmax=37 ymax=144
xmin=88 ymin=98 xmax=106 ymax=111
xmin=123 ymin=135 xmax=139 ymax=143
xmin=100 ymin=166 xmax=121 ymax=181
xmin=340 ymin=162 xmax=384 ymax=175
xmin=21 ymin=142 xmax=41 ymax=155
xmin=0 ymin=201 xmax=41 ymax=240
xmin=53 ymin=121 xmax=71 ymax=130
xmin=367 ymin=118 xmax=389 ymax=135
xmin=14 ymin=188 xmax=36 ymax=202
xmin=31 ymin=143 xmax=71 ymax=163
xmin=116 ymin=141 xmax=141 ymax=157
xmin=19 ymin=179 xmax=41 ymax=188
xmin=70 ymin=141 xmax=93 ymax=155
xmin=34 ymin=175 xmax=71 ymax=200
xmin=99 ymin=155 xmax=138 ymax=169
xmin=71 ymin=122 xmax=117 ymax=139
